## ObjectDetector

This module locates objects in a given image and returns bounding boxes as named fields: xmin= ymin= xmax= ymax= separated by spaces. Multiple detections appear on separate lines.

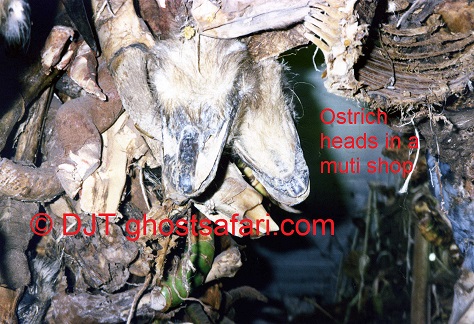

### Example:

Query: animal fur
xmin=17 ymin=250 xmax=62 ymax=323
xmin=148 ymin=36 xmax=258 ymax=201
xmin=0 ymin=0 xmax=30 ymax=51
xmin=148 ymin=35 xmax=309 ymax=206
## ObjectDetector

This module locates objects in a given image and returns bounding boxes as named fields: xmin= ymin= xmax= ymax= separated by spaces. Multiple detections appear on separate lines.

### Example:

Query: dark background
xmin=229 ymin=46 xmax=396 ymax=323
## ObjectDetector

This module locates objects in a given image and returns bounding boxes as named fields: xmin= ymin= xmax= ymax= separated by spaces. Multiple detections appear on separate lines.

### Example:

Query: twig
xmin=397 ymin=0 xmax=424 ymax=28
xmin=399 ymin=119 xmax=421 ymax=193
xmin=410 ymin=226 xmax=429 ymax=323
xmin=305 ymin=298 xmax=339 ymax=323
xmin=96 ymin=0 xmax=116 ymax=22
xmin=154 ymin=234 xmax=172 ymax=284
xmin=126 ymin=272 xmax=152 ymax=324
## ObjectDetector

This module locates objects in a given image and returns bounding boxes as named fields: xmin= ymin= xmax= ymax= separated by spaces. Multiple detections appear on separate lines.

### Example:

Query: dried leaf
xmin=205 ymin=246 xmax=242 ymax=282
xmin=69 ymin=41 xmax=106 ymax=101
xmin=80 ymin=113 xmax=148 ymax=214
xmin=192 ymin=0 xmax=312 ymax=38
xmin=194 ymin=162 xmax=278 ymax=237
xmin=41 ymin=26 xmax=76 ymax=75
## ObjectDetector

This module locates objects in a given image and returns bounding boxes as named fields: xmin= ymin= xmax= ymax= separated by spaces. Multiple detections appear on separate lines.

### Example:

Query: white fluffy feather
xmin=0 ymin=0 xmax=30 ymax=50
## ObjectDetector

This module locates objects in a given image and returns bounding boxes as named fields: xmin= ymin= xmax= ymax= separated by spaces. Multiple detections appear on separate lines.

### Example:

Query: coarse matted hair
xmin=0 ymin=0 xmax=30 ymax=52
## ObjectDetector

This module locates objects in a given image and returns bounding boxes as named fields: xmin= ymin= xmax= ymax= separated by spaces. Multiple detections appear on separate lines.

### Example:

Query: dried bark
xmin=13 ymin=89 xmax=52 ymax=163
xmin=245 ymin=24 xmax=309 ymax=61
xmin=411 ymin=226 xmax=429 ymax=323
xmin=0 ymin=61 xmax=60 ymax=153
xmin=450 ymin=269 xmax=474 ymax=324
xmin=0 ymin=159 xmax=61 ymax=201
xmin=356 ymin=19 xmax=474 ymax=109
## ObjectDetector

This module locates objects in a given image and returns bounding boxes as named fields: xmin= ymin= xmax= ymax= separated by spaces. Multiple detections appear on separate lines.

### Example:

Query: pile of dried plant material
xmin=0 ymin=0 xmax=473 ymax=322
xmin=303 ymin=1 xmax=473 ymax=321
xmin=335 ymin=136 xmax=459 ymax=323
xmin=1 ymin=0 xmax=311 ymax=322
xmin=302 ymin=0 xmax=474 ymax=110
xmin=336 ymin=177 xmax=459 ymax=323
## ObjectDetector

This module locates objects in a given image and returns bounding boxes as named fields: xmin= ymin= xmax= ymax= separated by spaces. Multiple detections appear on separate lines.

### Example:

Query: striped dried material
xmin=358 ymin=9 xmax=474 ymax=110
xmin=304 ymin=0 xmax=474 ymax=110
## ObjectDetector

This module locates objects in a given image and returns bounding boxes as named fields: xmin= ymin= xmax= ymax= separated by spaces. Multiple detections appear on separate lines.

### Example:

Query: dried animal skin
xmin=93 ymin=0 xmax=310 ymax=208
xmin=17 ymin=244 xmax=62 ymax=323
xmin=149 ymin=37 xmax=309 ymax=206
xmin=92 ymin=0 xmax=160 ymax=156
xmin=230 ymin=58 xmax=310 ymax=206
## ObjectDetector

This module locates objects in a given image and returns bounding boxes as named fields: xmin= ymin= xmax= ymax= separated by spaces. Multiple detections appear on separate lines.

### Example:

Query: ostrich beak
xmin=231 ymin=59 xmax=310 ymax=206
